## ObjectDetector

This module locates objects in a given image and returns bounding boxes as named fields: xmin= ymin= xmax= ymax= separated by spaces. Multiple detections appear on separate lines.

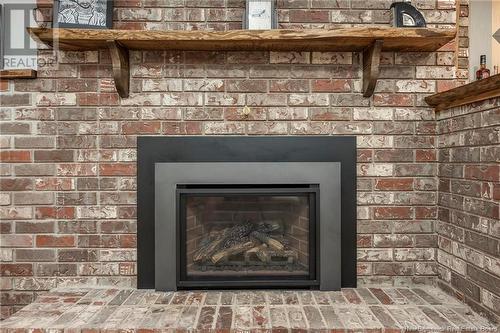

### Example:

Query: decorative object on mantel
xmin=28 ymin=27 xmax=455 ymax=99
xmin=390 ymin=0 xmax=426 ymax=27
xmin=425 ymin=73 xmax=500 ymax=111
xmin=244 ymin=0 xmax=277 ymax=30
xmin=53 ymin=0 xmax=113 ymax=29
xmin=476 ymin=55 xmax=490 ymax=80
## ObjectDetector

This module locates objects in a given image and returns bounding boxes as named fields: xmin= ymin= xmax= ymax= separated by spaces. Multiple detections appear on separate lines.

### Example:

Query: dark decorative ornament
xmin=390 ymin=1 xmax=426 ymax=28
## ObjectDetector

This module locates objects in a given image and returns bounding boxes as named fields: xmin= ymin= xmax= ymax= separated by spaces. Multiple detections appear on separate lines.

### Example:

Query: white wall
xmin=469 ymin=0 xmax=494 ymax=80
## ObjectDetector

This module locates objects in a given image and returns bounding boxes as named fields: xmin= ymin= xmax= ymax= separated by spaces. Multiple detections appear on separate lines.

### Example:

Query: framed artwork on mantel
xmin=244 ymin=0 xmax=277 ymax=30
xmin=53 ymin=0 xmax=113 ymax=29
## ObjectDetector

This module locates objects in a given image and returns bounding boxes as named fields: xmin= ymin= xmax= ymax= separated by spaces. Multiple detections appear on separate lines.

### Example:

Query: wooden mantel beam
xmin=362 ymin=40 xmax=383 ymax=98
xmin=107 ymin=40 xmax=130 ymax=98
xmin=26 ymin=28 xmax=455 ymax=100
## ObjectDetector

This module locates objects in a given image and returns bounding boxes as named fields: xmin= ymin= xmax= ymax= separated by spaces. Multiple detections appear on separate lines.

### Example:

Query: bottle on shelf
xmin=494 ymin=65 xmax=499 ymax=76
xmin=476 ymin=55 xmax=490 ymax=80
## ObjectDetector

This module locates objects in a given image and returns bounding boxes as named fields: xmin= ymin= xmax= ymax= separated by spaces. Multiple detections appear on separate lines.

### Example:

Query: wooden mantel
xmin=425 ymin=74 xmax=500 ymax=111
xmin=29 ymin=27 xmax=456 ymax=98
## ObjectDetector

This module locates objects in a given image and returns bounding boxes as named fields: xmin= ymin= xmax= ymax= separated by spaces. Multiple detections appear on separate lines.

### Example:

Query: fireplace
xmin=178 ymin=185 xmax=318 ymax=287
xmin=138 ymin=137 xmax=356 ymax=291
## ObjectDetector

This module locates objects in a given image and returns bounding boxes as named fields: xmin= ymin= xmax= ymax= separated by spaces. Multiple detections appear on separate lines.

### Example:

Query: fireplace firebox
xmin=178 ymin=185 xmax=318 ymax=288
xmin=138 ymin=137 xmax=357 ymax=291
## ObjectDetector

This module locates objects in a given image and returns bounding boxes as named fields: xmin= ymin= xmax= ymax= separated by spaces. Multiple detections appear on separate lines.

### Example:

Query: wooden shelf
xmin=28 ymin=27 xmax=456 ymax=98
xmin=28 ymin=27 xmax=455 ymax=52
xmin=425 ymin=74 xmax=500 ymax=111
xmin=0 ymin=69 xmax=37 ymax=80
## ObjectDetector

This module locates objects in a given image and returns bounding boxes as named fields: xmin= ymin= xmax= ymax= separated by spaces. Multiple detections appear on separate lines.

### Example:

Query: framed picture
xmin=244 ymin=0 xmax=277 ymax=30
xmin=53 ymin=0 xmax=113 ymax=29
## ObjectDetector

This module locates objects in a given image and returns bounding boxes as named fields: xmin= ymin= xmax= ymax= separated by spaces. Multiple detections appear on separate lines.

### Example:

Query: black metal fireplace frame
xmin=137 ymin=136 xmax=357 ymax=289
xmin=176 ymin=185 xmax=320 ymax=288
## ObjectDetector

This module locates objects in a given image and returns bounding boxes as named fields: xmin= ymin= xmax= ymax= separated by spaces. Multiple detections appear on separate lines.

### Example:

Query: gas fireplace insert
xmin=178 ymin=185 xmax=319 ymax=288
xmin=137 ymin=137 xmax=357 ymax=291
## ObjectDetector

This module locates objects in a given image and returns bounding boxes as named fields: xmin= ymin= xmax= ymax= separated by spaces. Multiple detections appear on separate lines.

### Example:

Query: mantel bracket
xmin=362 ymin=39 xmax=383 ymax=98
xmin=107 ymin=40 xmax=130 ymax=98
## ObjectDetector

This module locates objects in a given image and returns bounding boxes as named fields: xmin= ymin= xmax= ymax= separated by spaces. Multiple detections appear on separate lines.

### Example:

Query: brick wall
xmin=0 ymin=0 xmax=461 ymax=318
xmin=436 ymin=97 xmax=500 ymax=323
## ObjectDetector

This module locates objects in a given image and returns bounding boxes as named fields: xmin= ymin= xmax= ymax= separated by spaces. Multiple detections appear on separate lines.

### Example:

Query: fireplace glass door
xmin=177 ymin=185 xmax=318 ymax=288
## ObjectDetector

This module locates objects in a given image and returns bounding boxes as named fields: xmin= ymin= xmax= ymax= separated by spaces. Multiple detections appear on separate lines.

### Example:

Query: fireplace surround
xmin=137 ymin=137 xmax=357 ymax=291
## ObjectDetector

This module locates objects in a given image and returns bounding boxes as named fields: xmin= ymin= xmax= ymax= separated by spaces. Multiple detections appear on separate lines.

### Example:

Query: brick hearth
xmin=1 ymin=0 xmax=499 ymax=326
xmin=0 ymin=287 xmax=497 ymax=332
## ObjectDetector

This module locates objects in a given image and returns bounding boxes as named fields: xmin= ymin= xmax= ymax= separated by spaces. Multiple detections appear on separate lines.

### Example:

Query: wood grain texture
xmin=107 ymin=40 xmax=130 ymax=98
xmin=362 ymin=40 xmax=383 ymax=98
xmin=425 ymin=74 xmax=500 ymax=111
xmin=28 ymin=27 xmax=456 ymax=52
xmin=0 ymin=69 xmax=37 ymax=79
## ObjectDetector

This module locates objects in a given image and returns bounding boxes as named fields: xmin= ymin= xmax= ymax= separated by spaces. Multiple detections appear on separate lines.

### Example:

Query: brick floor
xmin=0 ymin=287 xmax=497 ymax=332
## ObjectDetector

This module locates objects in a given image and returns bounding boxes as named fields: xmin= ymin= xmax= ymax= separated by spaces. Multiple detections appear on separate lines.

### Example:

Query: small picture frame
xmin=244 ymin=0 xmax=277 ymax=30
xmin=53 ymin=0 xmax=113 ymax=29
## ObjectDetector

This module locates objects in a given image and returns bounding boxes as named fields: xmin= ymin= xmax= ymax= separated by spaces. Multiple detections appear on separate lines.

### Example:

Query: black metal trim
xmin=137 ymin=136 xmax=357 ymax=289
xmin=177 ymin=280 xmax=320 ymax=289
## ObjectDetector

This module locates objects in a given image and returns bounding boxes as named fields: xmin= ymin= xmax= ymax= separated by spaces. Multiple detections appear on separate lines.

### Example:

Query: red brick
xmin=289 ymin=9 xmax=329 ymax=22
xmin=99 ymin=163 xmax=136 ymax=176
xmin=311 ymin=79 xmax=351 ymax=92
xmin=0 ymin=80 xmax=8 ymax=91
xmin=36 ymin=235 xmax=75 ymax=247
xmin=0 ymin=94 xmax=30 ymax=106
xmin=118 ymin=206 xmax=136 ymax=219
xmin=437 ymin=80 xmax=457 ymax=92
xmin=374 ymin=150 xmax=413 ymax=162
xmin=57 ymin=164 xmax=97 ymax=176
xmin=0 ymin=291 xmax=34 ymax=306
xmin=373 ymin=207 xmax=412 ymax=219
xmin=357 ymin=149 xmax=373 ymax=162
xmin=357 ymin=235 xmax=372 ymax=247
xmin=373 ymin=94 xmax=413 ymax=107
xmin=269 ymin=79 xmax=309 ymax=93
xmin=464 ymin=165 xmax=499 ymax=182
xmin=0 ymin=264 xmax=33 ymax=276
xmin=0 ymin=222 xmax=11 ymax=233
xmin=120 ymin=235 xmax=137 ymax=248
xmin=0 ymin=123 xmax=31 ymax=135
xmin=493 ymin=184 xmax=500 ymax=201
xmin=227 ymin=80 xmax=267 ymax=92
xmin=35 ymin=207 xmax=75 ymax=220
xmin=0 ymin=151 xmax=31 ymax=162
xmin=416 ymin=206 xmax=437 ymax=219
xmin=416 ymin=149 xmax=437 ymax=161
xmin=35 ymin=178 xmax=74 ymax=191
xmin=0 ymin=178 xmax=33 ymax=191
xmin=0 ymin=234 xmax=33 ymax=247
xmin=59 ymin=77 xmax=98 ymax=91
xmin=122 ymin=122 xmax=161 ymax=134
xmin=375 ymin=178 xmax=413 ymax=191
xmin=34 ymin=150 xmax=74 ymax=162
xmin=162 ymin=122 xmax=203 ymax=135
xmin=16 ymin=221 xmax=55 ymax=233
xmin=77 ymin=93 xmax=120 ymax=106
